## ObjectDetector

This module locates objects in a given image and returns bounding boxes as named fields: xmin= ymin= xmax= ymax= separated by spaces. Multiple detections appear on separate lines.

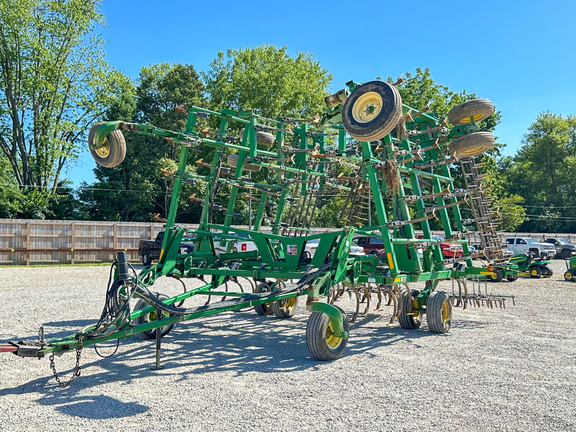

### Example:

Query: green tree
xmin=203 ymin=44 xmax=331 ymax=119
xmin=0 ymin=0 xmax=131 ymax=199
xmin=497 ymin=112 xmax=576 ymax=232
xmin=80 ymin=63 xmax=207 ymax=222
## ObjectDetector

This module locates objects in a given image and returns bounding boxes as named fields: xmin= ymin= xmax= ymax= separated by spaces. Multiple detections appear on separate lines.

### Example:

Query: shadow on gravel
xmin=0 ymin=307 xmax=493 ymax=419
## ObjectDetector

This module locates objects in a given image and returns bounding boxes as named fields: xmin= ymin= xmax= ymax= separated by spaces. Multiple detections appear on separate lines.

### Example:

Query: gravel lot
xmin=0 ymin=260 xmax=575 ymax=432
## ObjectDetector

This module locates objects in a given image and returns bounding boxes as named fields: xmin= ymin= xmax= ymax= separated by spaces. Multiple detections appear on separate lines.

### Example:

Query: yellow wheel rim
xmin=441 ymin=301 xmax=450 ymax=322
xmin=284 ymin=297 xmax=296 ymax=309
xmin=326 ymin=321 xmax=343 ymax=349
xmin=531 ymin=269 xmax=538 ymax=276
xmin=565 ymin=271 xmax=572 ymax=280
xmin=459 ymin=146 xmax=485 ymax=156
xmin=459 ymin=113 xmax=486 ymax=124
xmin=94 ymin=137 xmax=110 ymax=158
xmin=352 ymin=92 xmax=383 ymax=123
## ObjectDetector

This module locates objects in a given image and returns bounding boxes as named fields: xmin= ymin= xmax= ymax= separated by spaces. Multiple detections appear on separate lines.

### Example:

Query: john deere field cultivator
xmin=1 ymin=79 xmax=515 ymax=386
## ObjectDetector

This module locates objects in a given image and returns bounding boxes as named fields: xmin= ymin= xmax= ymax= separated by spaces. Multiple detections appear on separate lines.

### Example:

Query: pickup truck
xmin=138 ymin=231 xmax=195 ymax=266
xmin=503 ymin=237 xmax=555 ymax=259
xmin=543 ymin=238 xmax=576 ymax=259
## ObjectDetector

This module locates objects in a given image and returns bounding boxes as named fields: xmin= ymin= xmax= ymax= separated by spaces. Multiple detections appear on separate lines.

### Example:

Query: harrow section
xmin=2 ymin=78 xmax=516 ymax=385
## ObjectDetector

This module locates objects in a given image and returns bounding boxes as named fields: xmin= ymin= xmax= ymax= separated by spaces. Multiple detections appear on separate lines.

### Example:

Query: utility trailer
xmin=1 ymin=79 xmax=514 ymax=386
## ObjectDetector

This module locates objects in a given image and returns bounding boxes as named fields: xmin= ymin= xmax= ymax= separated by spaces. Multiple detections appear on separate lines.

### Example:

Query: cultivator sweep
xmin=2 ymin=78 xmax=517 ymax=385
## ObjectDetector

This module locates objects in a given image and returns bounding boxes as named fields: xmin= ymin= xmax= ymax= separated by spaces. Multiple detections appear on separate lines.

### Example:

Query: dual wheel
xmin=254 ymin=282 xmax=299 ymax=318
xmin=135 ymin=292 xmax=175 ymax=339
xmin=398 ymin=289 xmax=452 ymax=333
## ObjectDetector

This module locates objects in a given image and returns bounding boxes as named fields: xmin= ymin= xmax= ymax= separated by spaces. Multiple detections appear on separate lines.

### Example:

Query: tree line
xmin=1 ymin=1 xmax=574 ymax=232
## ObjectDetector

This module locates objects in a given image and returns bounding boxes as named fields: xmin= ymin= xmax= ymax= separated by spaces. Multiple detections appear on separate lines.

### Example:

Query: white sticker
xmin=287 ymin=245 xmax=298 ymax=255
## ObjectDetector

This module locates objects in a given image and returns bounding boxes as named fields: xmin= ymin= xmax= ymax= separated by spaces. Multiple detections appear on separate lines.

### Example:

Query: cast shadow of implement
xmin=0 ymin=308 xmax=489 ymax=419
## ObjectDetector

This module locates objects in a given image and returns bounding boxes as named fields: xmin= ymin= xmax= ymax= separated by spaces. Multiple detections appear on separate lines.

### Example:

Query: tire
xmin=398 ymin=289 xmax=422 ymax=330
xmin=227 ymin=154 xmax=261 ymax=172
xmin=88 ymin=122 xmax=126 ymax=168
xmin=135 ymin=293 xmax=174 ymax=339
xmin=564 ymin=270 xmax=573 ymax=281
xmin=254 ymin=282 xmax=273 ymax=315
xmin=541 ymin=266 xmax=553 ymax=277
xmin=239 ymin=128 xmax=275 ymax=148
xmin=271 ymin=295 xmax=299 ymax=319
xmin=561 ymin=249 xmax=572 ymax=259
xmin=530 ymin=266 xmax=542 ymax=278
xmin=448 ymin=132 xmax=495 ymax=159
xmin=506 ymin=275 xmax=518 ymax=282
xmin=341 ymin=81 xmax=402 ymax=142
xmin=141 ymin=248 xmax=152 ymax=266
xmin=448 ymin=99 xmax=495 ymax=126
xmin=427 ymin=290 xmax=452 ymax=334
xmin=490 ymin=269 xmax=503 ymax=283
xmin=306 ymin=305 xmax=349 ymax=361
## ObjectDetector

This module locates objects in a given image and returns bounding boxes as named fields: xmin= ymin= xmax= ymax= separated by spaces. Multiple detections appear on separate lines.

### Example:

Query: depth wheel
xmin=254 ymin=282 xmax=273 ymax=315
xmin=88 ymin=122 xmax=127 ymax=168
xmin=239 ymin=128 xmax=275 ymax=148
xmin=306 ymin=305 xmax=349 ymax=361
xmin=448 ymin=131 xmax=495 ymax=159
xmin=427 ymin=290 xmax=452 ymax=334
xmin=398 ymin=289 xmax=422 ymax=330
xmin=227 ymin=154 xmax=262 ymax=172
xmin=448 ymin=98 xmax=495 ymax=126
xmin=135 ymin=292 xmax=174 ymax=339
xmin=341 ymin=81 xmax=402 ymax=142
xmin=271 ymin=296 xmax=299 ymax=319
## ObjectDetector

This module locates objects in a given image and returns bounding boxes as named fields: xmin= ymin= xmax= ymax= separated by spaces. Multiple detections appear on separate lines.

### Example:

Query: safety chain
xmin=49 ymin=335 xmax=83 ymax=388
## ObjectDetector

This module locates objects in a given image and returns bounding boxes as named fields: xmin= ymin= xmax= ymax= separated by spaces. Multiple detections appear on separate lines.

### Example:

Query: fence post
xmin=71 ymin=222 xmax=76 ymax=264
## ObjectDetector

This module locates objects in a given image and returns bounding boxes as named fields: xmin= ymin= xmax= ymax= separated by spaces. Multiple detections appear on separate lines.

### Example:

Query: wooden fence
xmin=1 ymin=218 xmax=575 ymax=265
xmin=0 ymin=219 xmax=171 ymax=265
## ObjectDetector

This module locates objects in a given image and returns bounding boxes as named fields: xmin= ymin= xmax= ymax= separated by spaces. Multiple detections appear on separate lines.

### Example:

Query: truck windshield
xmin=524 ymin=238 xmax=537 ymax=244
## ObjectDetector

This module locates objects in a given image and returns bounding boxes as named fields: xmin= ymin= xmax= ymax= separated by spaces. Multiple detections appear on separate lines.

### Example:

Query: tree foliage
xmin=497 ymin=112 xmax=576 ymax=232
xmin=0 ymin=0 xmax=131 ymax=195
xmin=203 ymin=44 xmax=332 ymax=119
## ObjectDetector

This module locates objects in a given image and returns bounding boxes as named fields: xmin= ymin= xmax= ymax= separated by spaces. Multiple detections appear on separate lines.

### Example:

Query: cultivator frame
xmin=2 ymin=78 xmax=515 ymax=383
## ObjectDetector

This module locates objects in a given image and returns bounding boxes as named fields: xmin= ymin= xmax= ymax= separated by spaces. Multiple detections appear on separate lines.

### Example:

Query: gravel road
xmin=0 ymin=260 xmax=575 ymax=432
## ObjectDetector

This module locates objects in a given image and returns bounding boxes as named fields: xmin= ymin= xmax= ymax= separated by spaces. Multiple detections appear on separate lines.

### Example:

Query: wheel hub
xmin=94 ymin=137 xmax=110 ymax=158
xmin=352 ymin=92 xmax=383 ymax=123
xmin=326 ymin=321 xmax=342 ymax=349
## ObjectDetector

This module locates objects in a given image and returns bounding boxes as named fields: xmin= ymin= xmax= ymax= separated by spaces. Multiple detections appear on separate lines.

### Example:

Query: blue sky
xmin=69 ymin=0 xmax=576 ymax=186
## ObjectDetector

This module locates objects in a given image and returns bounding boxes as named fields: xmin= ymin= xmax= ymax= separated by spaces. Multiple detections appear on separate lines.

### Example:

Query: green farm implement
xmin=1 ymin=79 xmax=515 ymax=385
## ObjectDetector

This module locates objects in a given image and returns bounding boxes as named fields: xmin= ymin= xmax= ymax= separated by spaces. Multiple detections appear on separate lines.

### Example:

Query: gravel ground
xmin=0 ymin=260 xmax=575 ymax=432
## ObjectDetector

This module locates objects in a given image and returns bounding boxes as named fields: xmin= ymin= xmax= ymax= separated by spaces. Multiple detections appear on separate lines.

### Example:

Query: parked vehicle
xmin=563 ymin=256 xmax=576 ymax=281
xmin=212 ymin=233 xmax=257 ymax=255
xmin=509 ymin=253 xmax=553 ymax=278
xmin=352 ymin=236 xmax=384 ymax=255
xmin=543 ymin=238 xmax=576 ymax=259
xmin=416 ymin=235 xmax=463 ymax=259
xmin=305 ymin=239 xmax=365 ymax=257
xmin=503 ymin=237 xmax=555 ymax=259
xmin=138 ymin=231 xmax=195 ymax=266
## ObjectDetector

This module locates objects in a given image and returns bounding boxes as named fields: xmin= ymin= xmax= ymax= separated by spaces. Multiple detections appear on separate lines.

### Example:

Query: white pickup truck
xmin=503 ymin=237 xmax=556 ymax=259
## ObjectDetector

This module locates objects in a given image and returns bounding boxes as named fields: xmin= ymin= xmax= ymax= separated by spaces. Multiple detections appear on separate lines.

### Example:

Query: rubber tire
xmin=448 ymin=99 xmax=495 ymax=126
xmin=227 ymin=154 xmax=261 ymax=172
xmin=88 ymin=122 xmax=127 ymax=168
xmin=530 ymin=266 xmax=542 ymax=278
xmin=341 ymin=81 xmax=402 ymax=142
xmin=141 ymin=248 xmax=152 ymax=266
xmin=491 ymin=269 xmax=503 ymax=283
xmin=506 ymin=275 xmax=518 ymax=282
xmin=448 ymin=132 xmax=495 ymax=159
xmin=541 ymin=266 xmax=553 ymax=277
xmin=254 ymin=282 xmax=272 ymax=315
xmin=135 ymin=293 xmax=175 ymax=339
xmin=427 ymin=290 xmax=452 ymax=334
xmin=564 ymin=270 xmax=573 ymax=281
xmin=271 ymin=296 xmax=299 ymax=319
xmin=398 ymin=289 xmax=422 ymax=330
xmin=306 ymin=305 xmax=349 ymax=361
xmin=239 ymin=128 xmax=275 ymax=148
xmin=560 ymin=249 xmax=572 ymax=259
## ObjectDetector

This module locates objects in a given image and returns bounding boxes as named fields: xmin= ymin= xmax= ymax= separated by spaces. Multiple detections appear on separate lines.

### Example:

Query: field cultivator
xmin=1 ymin=79 xmax=516 ymax=386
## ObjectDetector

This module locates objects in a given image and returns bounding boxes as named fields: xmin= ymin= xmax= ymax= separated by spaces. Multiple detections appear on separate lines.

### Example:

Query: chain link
xmin=49 ymin=336 xmax=83 ymax=388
